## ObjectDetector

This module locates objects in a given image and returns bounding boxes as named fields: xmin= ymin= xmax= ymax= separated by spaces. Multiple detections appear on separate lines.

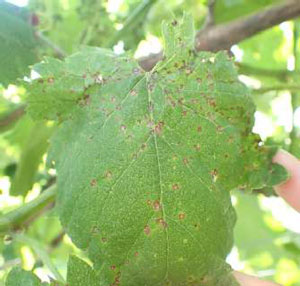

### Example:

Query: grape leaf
xmin=27 ymin=14 xmax=287 ymax=286
xmin=67 ymin=256 xmax=99 ymax=286
xmin=6 ymin=267 xmax=42 ymax=286
xmin=5 ymin=266 xmax=66 ymax=286
xmin=0 ymin=1 xmax=37 ymax=86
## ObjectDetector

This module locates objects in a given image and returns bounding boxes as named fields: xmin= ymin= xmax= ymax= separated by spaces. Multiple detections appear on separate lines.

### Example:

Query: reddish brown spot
xmin=130 ymin=90 xmax=137 ymax=96
xmin=172 ymin=184 xmax=180 ymax=190
xmin=178 ymin=97 xmax=184 ymax=105
xmin=197 ymin=126 xmax=202 ymax=133
xmin=141 ymin=143 xmax=147 ymax=150
xmin=101 ymin=237 xmax=107 ymax=243
xmin=185 ymin=68 xmax=192 ymax=75
xmin=206 ymin=73 xmax=213 ymax=81
xmin=156 ymin=218 xmax=168 ymax=229
xmin=153 ymin=200 xmax=161 ymax=211
xmin=144 ymin=225 xmax=151 ymax=235
xmin=94 ymin=74 xmax=103 ymax=84
xmin=82 ymin=74 xmax=87 ymax=79
xmin=200 ymin=275 xmax=210 ymax=283
xmin=90 ymin=179 xmax=97 ymax=187
xmin=134 ymin=252 xmax=139 ymax=257
xmin=194 ymin=144 xmax=201 ymax=151
xmin=217 ymin=125 xmax=224 ymax=133
xmin=182 ymin=110 xmax=188 ymax=116
xmin=154 ymin=121 xmax=164 ymax=136
xmin=208 ymin=99 xmax=216 ymax=107
xmin=183 ymin=158 xmax=189 ymax=165
xmin=167 ymin=96 xmax=176 ymax=108
xmin=105 ymin=171 xmax=112 ymax=179
xmin=228 ymin=136 xmax=234 ymax=143
xmin=48 ymin=77 xmax=54 ymax=84
xmin=91 ymin=225 xmax=99 ymax=234
xmin=111 ymin=265 xmax=116 ymax=271
xmin=197 ymin=77 xmax=202 ymax=84
xmin=178 ymin=213 xmax=186 ymax=220
xmin=80 ymin=94 xmax=90 ymax=106
xmin=210 ymin=169 xmax=218 ymax=182
xmin=31 ymin=13 xmax=39 ymax=26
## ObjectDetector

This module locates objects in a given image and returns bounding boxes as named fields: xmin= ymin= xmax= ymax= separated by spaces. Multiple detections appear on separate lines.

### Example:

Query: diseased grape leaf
xmin=0 ymin=1 xmax=38 ymax=86
xmin=26 ymin=14 xmax=288 ymax=286
xmin=67 ymin=255 xmax=99 ymax=286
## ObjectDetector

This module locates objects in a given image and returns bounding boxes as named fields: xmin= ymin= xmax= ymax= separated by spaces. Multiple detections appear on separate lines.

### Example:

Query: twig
xmin=13 ymin=233 xmax=65 ymax=283
xmin=106 ymin=0 xmax=158 ymax=48
xmin=50 ymin=231 xmax=65 ymax=248
xmin=195 ymin=0 xmax=300 ymax=51
xmin=0 ymin=185 xmax=57 ymax=234
xmin=290 ymin=22 xmax=300 ymax=156
xmin=0 ymin=105 xmax=25 ymax=133
xmin=35 ymin=31 xmax=67 ymax=59
xmin=203 ymin=0 xmax=216 ymax=28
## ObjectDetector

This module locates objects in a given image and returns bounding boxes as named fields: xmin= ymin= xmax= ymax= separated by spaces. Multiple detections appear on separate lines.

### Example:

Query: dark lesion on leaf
xmin=193 ymin=222 xmax=201 ymax=231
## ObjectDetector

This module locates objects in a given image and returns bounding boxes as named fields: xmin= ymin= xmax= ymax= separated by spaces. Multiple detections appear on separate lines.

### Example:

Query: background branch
xmin=0 ymin=185 xmax=57 ymax=234
xmin=139 ymin=0 xmax=300 ymax=71
xmin=36 ymin=32 xmax=67 ymax=59
xmin=0 ymin=105 xmax=25 ymax=133
xmin=196 ymin=0 xmax=300 ymax=51
xmin=203 ymin=0 xmax=216 ymax=28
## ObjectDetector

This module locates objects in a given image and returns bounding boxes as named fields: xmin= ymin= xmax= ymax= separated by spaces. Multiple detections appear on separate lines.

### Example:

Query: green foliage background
xmin=0 ymin=0 xmax=300 ymax=285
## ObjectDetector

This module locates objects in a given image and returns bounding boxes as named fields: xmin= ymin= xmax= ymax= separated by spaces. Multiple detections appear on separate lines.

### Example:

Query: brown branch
xmin=50 ymin=231 xmax=65 ymax=248
xmin=196 ymin=0 xmax=300 ymax=51
xmin=35 ymin=31 xmax=67 ymax=59
xmin=203 ymin=0 xmax=216 ymax=28
xmin=0 ymin=105 xmax=25 ymax=133
xmin=0 ymin=185 xmax=56 ymax=234
xmin=139 ymin=0 xmax=300 ymax=71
